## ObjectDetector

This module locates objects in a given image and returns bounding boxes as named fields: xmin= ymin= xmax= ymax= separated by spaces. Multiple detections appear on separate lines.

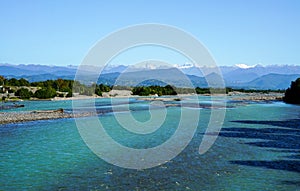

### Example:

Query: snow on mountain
xmin=1 ymin=63 xmax=300 ymax=89
xmin=175 ymin=62 xmax=194 ymax=69
xmin=235 ymin=63 xmax=257 ymax=69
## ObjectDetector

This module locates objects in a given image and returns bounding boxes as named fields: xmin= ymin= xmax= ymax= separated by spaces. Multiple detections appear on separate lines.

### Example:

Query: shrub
xmin=283 ymin=78 xmax=300 ymax=104
xmin=34 ymin=87 xmax=57 ymax=99
xmin=15 ymin=88 xmax=33 ymax=99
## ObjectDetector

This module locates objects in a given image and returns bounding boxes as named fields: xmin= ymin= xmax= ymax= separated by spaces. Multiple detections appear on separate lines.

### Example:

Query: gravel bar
xmin=0 ymin=109 xmax=97 ymax=125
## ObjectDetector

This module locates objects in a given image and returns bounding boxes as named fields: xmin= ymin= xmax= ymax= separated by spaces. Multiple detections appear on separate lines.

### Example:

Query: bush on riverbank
xmin=132 ymin=85 xmax=177 ymax=96
xmin=283 ymin=78 xmax=300 ymax=104
xmin=34 ymin=87 xmax=57 ymax=99
xmin=95 ymin=84 xmax=111 ymax=96
xmin=15 ymin=88 xmax=33 ymax=99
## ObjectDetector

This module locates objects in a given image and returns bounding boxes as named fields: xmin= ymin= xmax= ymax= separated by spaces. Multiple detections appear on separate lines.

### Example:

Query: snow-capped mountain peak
xmin=175 ymin=62 xmax=194 ymax=69
xmin=235 ymin=64 xmax=258 ymax=69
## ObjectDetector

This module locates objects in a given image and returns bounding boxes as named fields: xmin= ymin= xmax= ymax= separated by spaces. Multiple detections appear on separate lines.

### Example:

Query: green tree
xmin=195 ymin=87 xmax=210 ymax=94
xmin=162 ymin=85 xmax=177 ymax=95
xmin=2 ymin=96 xmax=6 ymax=103
xmin=132 ymin=85 xmax=177 ymax=96
xmin=18 ymin=78 xmax=30 ymax=86
xmin=95 ymin=84 xmax=111 ymax=96
xmin=99 ymin=84 xmax=111 ymax=92
xmin=0 ymin=75 xmax=5 ymax=85
xmin=132 ymin=86 xmax=150 ymax=96
xmin=34 ymin=87 xmax=57 ymax=99
xmin=66 ymin=90 xmax=72 ymax=97
xmin=7 ymin=78 xmax=20 ymax=86
xmin=95 ymin=88 xmax=102 ymax=96
xmin=283 ymin=78 xmax=300 ymax=104
xmin=30 ymin=81 xmax=44 ymax=87
xmin=15 ymin=88 xmax=33 ymax=99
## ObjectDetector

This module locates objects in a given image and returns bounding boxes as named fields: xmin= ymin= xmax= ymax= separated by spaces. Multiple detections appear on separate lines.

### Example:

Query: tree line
xmin=132 ymin=86 xmax=285 ymax=96
xmin=1 ymin=75 xmax=295 ymax=101
xmin=283 ymin=78 xmax=300 ymax=104
xmin=132 ymin=85 xmax=177 ymax=96
xmin=0 ymin=76 xmax=111 ymax=99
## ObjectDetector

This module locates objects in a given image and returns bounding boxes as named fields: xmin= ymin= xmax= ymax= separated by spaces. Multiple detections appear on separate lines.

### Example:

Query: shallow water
xmin=0 ymin=97 xmax=299 ymax=190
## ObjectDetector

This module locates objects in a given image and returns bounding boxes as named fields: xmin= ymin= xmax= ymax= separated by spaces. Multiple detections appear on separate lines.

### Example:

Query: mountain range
xmin=1 ymin=63 xmax=299 ymax=90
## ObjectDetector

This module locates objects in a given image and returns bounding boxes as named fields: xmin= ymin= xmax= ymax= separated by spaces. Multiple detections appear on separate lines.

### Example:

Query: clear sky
xmin=0 ymin=0 xmax=299 ymax=66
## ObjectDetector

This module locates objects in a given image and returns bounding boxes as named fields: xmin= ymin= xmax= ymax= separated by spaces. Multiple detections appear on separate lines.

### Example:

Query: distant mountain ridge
xmin=1 ymin=63 xmax=300 ymax=89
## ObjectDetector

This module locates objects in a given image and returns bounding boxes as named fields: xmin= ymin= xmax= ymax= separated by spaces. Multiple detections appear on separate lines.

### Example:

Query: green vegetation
xmin=34 ymin=87 xmax=57 ymax=99
xmin=228 ymin=88 xmax=284 ymax=94
xmin=31 ymin=79 xmax=75 ymax=98
xmin=0 ymin=76 xmax=5 ymax=85
xmin=283 ymin=78 xmax=300 ymax=104
xmin=0 ymin=75 xmax=112 ymax=99
xmin=110 ymin=85 xmax=132 ymax=91
xmin=133 ymin=86 xmax=229 ymax=96
xmin=195 ymin=87 xmax=284 ymax=94
xmin=31 ymin=79 xmax=74 ymax=94
xmin=132 ymin=85 xmax=177 ymax=96
xmin=15 ymin=88 xmax=33 ymax=99
xmin=2 ymin=96 xmax=6 ymax=102
xmin=30 ymin=79 xmax=111 ymax=98
xmin=195 ymin=87 xmax=228 ymax=94
xmin=173 ymin=87 xmax=195 ymax=94
xmin=3 ymin=77 xmax=30 ymax=86
xmin=95 ymin=84 xmax=111 ymax=96
xmin=0 ymin=74 xmax=288 ymax=100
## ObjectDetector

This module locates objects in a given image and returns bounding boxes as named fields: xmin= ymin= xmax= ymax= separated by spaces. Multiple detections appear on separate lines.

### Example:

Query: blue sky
xmin=0 ymin=0 xmax=299 ymax=66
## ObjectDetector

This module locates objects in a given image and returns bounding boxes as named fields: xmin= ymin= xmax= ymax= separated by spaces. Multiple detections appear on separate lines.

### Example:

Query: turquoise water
xmin=0 ymin=97 xmax=299 ymax=190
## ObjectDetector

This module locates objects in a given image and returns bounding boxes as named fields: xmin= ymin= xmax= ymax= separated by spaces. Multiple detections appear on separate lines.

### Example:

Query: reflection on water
xmin=0 ymin=97 xmax=299 ymax=190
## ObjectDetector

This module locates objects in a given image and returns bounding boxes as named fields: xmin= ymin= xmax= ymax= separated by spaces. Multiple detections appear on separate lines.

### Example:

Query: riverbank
xmin=229 ymin=92 xmax=283 ymax=101
xmin=0 ymin=92 xmax=285 ymax=125
xmin=41 ymin=90 xmax=134 ymax=101
xmin=2 ymin=89 xmax=284 ymax=102
xmin=0 ymin=109 xmax=96 ymax=125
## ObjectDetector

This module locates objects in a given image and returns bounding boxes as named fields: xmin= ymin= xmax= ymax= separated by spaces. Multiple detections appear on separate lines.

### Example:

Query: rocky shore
xmin=229 ymin=92 xmax=283 ymax=101
xmin=0 ymin=92 xmax=285 ymax=125
xmin=0 ymin=109 xmax=96 ymax=125
xmin=137 ymin=97 xmax=182 ymax=101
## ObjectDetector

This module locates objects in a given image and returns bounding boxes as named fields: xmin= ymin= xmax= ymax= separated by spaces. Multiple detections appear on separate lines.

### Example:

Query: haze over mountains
xmin=1 ymin=63 xmax=300 ymax=89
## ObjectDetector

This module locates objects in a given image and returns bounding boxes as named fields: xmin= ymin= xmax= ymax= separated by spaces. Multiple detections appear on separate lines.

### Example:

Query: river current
xmin=0 ymin=96 xmax=299 ymax=190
